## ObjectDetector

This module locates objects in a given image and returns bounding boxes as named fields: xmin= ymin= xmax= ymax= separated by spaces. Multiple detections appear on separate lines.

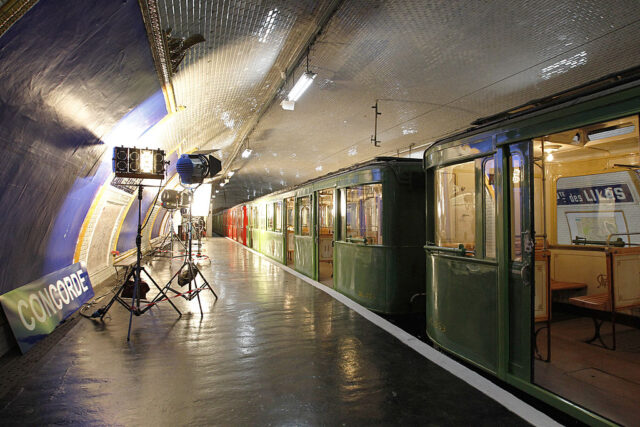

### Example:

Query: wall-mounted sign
xmin=557 ymin=184 xmax=634 ymax=206
xmin=0 ymin=262 xmax=94 ymax=353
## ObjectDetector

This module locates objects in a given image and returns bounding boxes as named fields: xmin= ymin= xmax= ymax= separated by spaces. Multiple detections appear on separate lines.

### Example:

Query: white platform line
xmin=224 ymin=237 xmax=560 ymax=427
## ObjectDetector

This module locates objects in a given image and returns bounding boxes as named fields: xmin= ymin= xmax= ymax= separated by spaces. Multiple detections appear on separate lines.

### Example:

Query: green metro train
xmin=213 ymin=66 xmax=640 ymax=426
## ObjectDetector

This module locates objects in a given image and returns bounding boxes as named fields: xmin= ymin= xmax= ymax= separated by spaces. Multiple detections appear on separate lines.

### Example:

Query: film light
xmin=160 ymin=189 xmax=180 ymax=210
xmin=176 ymin=154 xmax=222 ymax=185
xmin=113 ymin=146 xmax=166 ymax=179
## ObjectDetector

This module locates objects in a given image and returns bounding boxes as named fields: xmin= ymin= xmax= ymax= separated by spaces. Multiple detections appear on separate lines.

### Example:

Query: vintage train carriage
xmin=424 ymin=69 xmax=640 ymax=426
xmin=219 ymin=157 xmax=426 ymax=315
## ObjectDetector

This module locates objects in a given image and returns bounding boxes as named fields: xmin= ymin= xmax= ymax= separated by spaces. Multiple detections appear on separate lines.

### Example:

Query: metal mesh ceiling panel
xmin=150 ymin=0 xmax=640 ymax=209
xmin=154 ymin=0 xmax=335 ymax=154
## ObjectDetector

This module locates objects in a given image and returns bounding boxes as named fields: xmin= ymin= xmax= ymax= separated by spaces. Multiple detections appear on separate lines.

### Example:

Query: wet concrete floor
xmin=0 ymin=237 xmax=528 ymax=425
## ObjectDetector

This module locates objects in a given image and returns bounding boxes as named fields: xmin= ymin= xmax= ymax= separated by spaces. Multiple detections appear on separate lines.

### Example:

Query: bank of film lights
xmin=113 ymin=146 xmax=166 ymax=180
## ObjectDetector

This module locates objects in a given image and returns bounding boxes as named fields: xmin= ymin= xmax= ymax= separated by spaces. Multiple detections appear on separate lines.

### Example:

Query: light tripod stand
xmin=154 ymin=208 xmax=186 ymax=259
xmin=99 ymin=183 xmax=182 ymax=340
xmin=156 ymin=186 xmax=218 ymax=316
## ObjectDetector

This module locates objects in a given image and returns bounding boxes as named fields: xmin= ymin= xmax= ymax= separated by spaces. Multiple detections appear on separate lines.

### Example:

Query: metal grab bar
xmin=607 ymin=231 xmax=640 ymax=247
xmin=573 ymin=236 xmax=626 ymax=247
xmin=424 ymin=243 xmax=468 ymax=256
xmin=345 ymin=237 xmax=368 ymax=244
xmin=573 ymin=232 xmax=640 ymax=247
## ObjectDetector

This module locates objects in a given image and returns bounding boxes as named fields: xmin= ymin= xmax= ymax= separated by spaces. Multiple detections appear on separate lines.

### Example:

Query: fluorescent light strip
xmin=288 ymin=72 xmax=316 ymax=102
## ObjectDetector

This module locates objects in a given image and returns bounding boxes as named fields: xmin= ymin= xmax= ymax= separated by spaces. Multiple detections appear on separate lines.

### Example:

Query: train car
xmin=424 ymin=68 xmax=640 ymax=425
xmin=219 ymin=157 xmax=426 ymax=315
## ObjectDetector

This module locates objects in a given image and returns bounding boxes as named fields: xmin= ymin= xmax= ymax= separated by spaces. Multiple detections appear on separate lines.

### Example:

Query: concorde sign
xmin=0 ymin=262 xmax=94 ymax=353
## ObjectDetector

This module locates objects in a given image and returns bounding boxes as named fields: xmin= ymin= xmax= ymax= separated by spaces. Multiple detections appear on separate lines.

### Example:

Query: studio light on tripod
xmin=176 ymin=153 xmax=222 ymax=185
xmin=113 ymin=146 xmax=166 ymax=179
xmin=160 ymin=189 xmax=180 ymax=209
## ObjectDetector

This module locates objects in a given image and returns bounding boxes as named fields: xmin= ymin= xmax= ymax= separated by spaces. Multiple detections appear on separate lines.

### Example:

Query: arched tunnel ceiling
xmin=147 ymin=0 xmax=640 ymax=209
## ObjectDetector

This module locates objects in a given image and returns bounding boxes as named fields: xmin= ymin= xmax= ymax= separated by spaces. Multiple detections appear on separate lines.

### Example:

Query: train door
xmin=316 ymin=189 xmax=335 ymax=286
xmin=426 ymin=150 xmax=501 ymax=373
xmin=285 ymin=197 xmax=295 ymax=266
xmin=247 ymin=205 xmax=253 ymax=247
xmin=242 ymin=205 xmax=247 ymax=245
xmin=506 ymin=142 xmax=534 ymax=382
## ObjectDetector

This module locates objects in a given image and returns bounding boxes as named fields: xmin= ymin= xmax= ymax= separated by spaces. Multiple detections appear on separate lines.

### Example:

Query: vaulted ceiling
xmin=146 ymin=0 xmax=640 ymax=208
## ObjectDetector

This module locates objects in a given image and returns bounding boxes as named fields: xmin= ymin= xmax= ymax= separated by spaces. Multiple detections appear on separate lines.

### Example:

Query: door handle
xmin=520 ymin=262 xmax=532 ymax=287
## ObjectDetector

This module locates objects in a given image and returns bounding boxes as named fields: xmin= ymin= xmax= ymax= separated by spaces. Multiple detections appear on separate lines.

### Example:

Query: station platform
xmin=0 ymin=237 xmax=556 ymax=425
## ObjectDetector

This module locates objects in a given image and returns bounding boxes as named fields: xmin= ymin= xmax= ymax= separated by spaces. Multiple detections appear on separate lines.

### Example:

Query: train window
xmin=298 ymin=196 xmax=311 ymax=236
xmin=556 ymin=171 xmax=639 ymax=246
xmin=483 ymin=158 xmax=496 ymax=259
xmin=345 ymin=184 xmax=382 ymax=245
xmin=259 ymin=204 xmax=266 ymax=230
xmin=267 ymin=203 xmax=274 ymax=230
xmin=318 ymin=189 xmax=334 ymax=231
xmin=510 ymin=153 xmax=523 ymax=261
xmin=274 ymin=202 xmax=282 ymax=232
xmin=286 ymin=198 xmax=295 ymax=232
xmin=435 ymin=160 xmax=476 ymax=253
xmin=254 ymin=206 xmax=259 ymax=228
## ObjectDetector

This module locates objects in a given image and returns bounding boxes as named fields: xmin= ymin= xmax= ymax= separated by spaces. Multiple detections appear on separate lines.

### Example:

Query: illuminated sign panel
xmin=556 ymin=184 xmax=634 ymax=205
xmin=0 ymin=262 xmax=94 ymax=353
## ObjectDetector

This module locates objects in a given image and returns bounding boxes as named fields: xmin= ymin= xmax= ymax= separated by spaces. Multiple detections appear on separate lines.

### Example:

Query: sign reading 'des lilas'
xmin=0 ymin=262 xmax=94 ymax=353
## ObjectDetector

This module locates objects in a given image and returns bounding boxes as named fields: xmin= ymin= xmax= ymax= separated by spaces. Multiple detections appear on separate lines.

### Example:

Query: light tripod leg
xmin=189 ymin=261 xmax=204 ymax=316
xmin=140 ymin=267 xmax=182 ymax=316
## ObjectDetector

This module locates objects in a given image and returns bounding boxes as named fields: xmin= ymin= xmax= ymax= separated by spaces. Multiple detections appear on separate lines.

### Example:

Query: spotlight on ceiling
xmin=287 ymin=71 xmax=316 ymax=102
xmin=227 ymin=171 xmax=235 ymax=177
xmin=241 ymin=148 xmax=253 ymax=158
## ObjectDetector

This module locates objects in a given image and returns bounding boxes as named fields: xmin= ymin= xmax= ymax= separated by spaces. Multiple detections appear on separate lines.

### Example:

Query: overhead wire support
xmin=371 ymin=99 xmax=381 ymax=147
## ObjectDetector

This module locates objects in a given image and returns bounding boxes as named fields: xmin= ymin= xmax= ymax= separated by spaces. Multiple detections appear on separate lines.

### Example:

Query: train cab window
xmin=435 ymin=160 xmax=476 ymax=254
xmin=483 ymin=158 xmax=496 ymax=259
xmin=267 ymin=203 xmax=274 ymax=230
xmin=345 ymin=183 xmax=382 ymax=245
xmin=274 ymin=202 xmax=282 ymax=232
xmin=298 ymin=196 xmax=311 ymax=236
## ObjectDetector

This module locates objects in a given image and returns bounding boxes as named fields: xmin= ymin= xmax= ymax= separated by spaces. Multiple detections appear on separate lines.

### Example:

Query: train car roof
xmin=427 ymin=65 xmax=640 ymax=150
xmin=219 ymin=156 xmax=421 ymax=209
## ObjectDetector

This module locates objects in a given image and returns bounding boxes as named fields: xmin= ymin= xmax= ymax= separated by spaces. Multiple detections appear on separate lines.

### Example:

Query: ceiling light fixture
xmin=288 ymin=72 xmax=316 ymax=102
xmin=285 ymin=48 xmax=316 ymax=105
xmin=241 ymin=138 xmax=253 ymax=158
xmin=228 ymin=171 xmax=235 ymax=177
xmin=220 ymin=182 xmax=225 ymax=187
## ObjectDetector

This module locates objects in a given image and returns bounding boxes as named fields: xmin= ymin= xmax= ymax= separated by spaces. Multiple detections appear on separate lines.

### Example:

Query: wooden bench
xmin=569 ymin=293 xmax=610 ymax=310
xmin=551 ymin=281 xmax=588 ymax=291
xmin=566 ymin=247 xmax=640 ymax=350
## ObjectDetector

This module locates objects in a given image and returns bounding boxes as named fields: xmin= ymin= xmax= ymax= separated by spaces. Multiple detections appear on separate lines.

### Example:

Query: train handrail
xmin=606 ymin=231 xmax=640 ymax=247
xmin=345 ymin=236 xmax=368 ymax=245
xmin=424 ymin=243 xmax=468 ymax=256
